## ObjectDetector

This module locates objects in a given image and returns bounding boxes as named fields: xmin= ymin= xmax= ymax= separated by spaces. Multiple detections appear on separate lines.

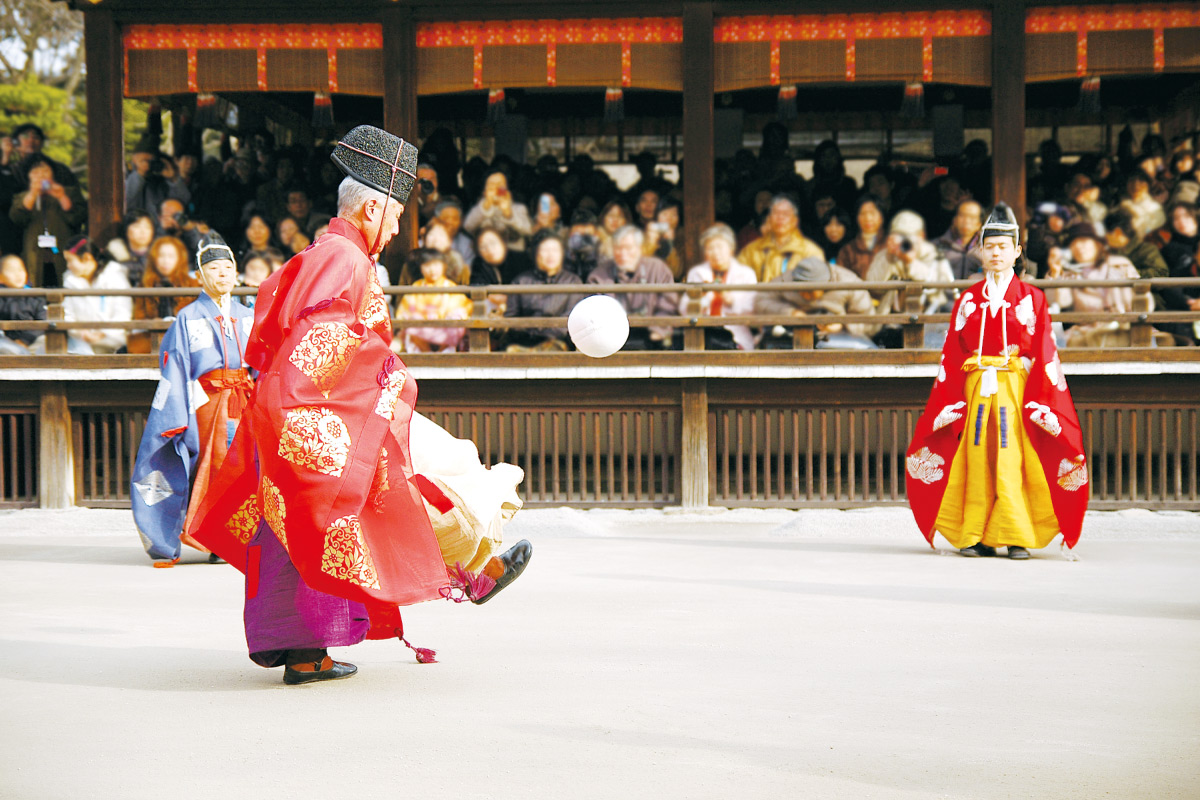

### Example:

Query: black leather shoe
xmin=207 ymin=553 xmax=225 ymax=564
xmin=958 ymin=543 xmax=997 ymax=557
xmin=283 ymin=657 xmax=358 ymax=685
xmin=472 ymin=539 xmax=532 ymax=605
xmin=1007 ymin=546 xmax=1030 ymax=560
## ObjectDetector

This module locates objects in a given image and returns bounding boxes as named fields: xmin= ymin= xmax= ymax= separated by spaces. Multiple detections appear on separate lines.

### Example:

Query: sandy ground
xmin=0 ymin=505 xmax=1197 ymax=800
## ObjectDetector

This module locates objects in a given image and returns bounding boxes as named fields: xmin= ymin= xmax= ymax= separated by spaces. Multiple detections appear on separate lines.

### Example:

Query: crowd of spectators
xmin=1 ymin=118 xmax=1197 ymax=355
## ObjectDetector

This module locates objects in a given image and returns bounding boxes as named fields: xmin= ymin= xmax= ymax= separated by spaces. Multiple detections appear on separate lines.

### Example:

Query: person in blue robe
xmin=131 ymin=232 xmax=255 ymax=566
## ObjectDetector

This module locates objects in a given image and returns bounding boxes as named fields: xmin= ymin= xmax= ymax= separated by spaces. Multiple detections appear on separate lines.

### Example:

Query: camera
xmin=173 ymin=210 xmax=189 ymax=228
xmin=148 ymin=157 xmax=165 ymax=177
xmin=417 ymin=178 xmax=434 ymax=194
xmin=898 ymin=236 xmax=914 ymax=253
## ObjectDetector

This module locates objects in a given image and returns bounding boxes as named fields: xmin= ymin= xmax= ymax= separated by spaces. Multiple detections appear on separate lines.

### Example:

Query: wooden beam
xmin=991 ymin=0 xmax=1026 ymax=223
xmin=39 ymin=382 xmax=75 ymax=509
xmin=382 ymin=5 xmax=419 ymax=278
xmin=680 ymin=376 xmax=709 ymax=510
xmin=681 ymin=1 xmax=715 ymax=271
xmin=83 ymin=8 xmax=125 ymax=245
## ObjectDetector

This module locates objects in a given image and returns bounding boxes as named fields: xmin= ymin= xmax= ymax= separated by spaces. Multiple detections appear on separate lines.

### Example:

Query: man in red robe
xmin=905 ymin=204 xmax=1088 ymax=559
xmin=190 ymin=126 xmax=530 ymax=684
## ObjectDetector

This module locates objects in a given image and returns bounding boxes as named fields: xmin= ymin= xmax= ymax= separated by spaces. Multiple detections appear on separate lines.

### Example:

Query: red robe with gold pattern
xmin=905 ymin=274 xmax=1089 ymax=548
xmin=189 ymin=218 xmax=447 ymax=637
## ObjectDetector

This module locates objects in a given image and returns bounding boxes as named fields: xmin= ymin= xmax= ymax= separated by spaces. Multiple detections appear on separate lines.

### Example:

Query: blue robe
xmin=132 ymin=293 xmax=255 ymax=560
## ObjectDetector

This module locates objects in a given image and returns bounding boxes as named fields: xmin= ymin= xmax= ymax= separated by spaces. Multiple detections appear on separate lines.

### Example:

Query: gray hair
xmin=337 ymin=176 xmax=391 ymax=217
xmin=613 ymin=224 xmax=644 ymax=248
xmin=699 ymin=223 xmax=736 ymax=251
xmin=770 ymin=194 xmax=800 ymax=217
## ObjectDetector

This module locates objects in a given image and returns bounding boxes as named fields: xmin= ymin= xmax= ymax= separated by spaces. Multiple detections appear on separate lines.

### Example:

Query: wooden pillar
xmin=682 ymin=2 xmax=715 ymax=271
xmin=83 ymin=8 xmax=125 ymax=245
xmin=680 ymin=377 xmax=709 ymax=510
xmin=991 ymin=0 xmax=1027 ymax=224
xmin=382 ymin=5 xmax=419 ymax=278
xmin=39 ymin=382 xmax=75 ymax=509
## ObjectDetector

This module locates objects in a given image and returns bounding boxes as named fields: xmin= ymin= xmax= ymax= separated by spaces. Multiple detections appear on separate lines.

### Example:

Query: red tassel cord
xmin=440 ymin=562 xmax=496 ymax=604
xmin=393 ymin=626 xmax=438 ymax=664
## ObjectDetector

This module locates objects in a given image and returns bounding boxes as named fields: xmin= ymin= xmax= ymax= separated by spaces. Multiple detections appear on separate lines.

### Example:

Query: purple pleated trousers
xmin=243 ymin=520 xmax=370 ymax=667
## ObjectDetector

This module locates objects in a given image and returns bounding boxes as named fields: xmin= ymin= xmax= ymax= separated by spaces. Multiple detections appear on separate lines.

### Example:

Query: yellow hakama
xmin=934 ymin=354 xmax=1061 ymax=549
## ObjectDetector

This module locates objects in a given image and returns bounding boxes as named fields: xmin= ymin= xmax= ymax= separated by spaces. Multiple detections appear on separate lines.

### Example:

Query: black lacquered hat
xmin=196 ymin=230 xmax=235 ymax=268
xmin=331 ymin=125 xmax=419 ymax=204
xmin=980 ymin=202 xmax=1020 ymax=244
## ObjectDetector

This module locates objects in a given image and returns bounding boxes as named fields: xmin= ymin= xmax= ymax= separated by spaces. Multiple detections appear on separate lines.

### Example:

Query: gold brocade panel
xmin=226 ymin=493 xmax=259 ymax=544
xmin=321 ymin=515 xmax=381 ymax=589
xmin=288 ymin=322 xmax=362 ymax=399
xmin=277 ymin=407 xmax=352 ymax=478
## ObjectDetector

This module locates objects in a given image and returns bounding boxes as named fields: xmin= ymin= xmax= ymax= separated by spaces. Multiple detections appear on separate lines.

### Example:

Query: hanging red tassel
xmin=486 ymin=88 xmax=506 ymax=124
xmin=443 ymin=561 xmax=496 ymax=603
xmin=900 ymin=82 xmax=925 ymax=119
xmin=194 ymin=93 xmax=219 ymax=130
xmin=1079 ymin=76 xmax=1101 ymax=116
xmin=776 ymin=85 xmax=798 ymax=121
xmin=603 ymin=87 xmax=625 ymax=124
xmin=402 ymin=636 xmax=438 ymax=664
xmin=312 ymin=91 xmax=334 ymax=129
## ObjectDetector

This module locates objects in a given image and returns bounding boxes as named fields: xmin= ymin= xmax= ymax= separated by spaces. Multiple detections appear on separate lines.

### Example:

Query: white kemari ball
xmin=568 ymin=295 xmax=629 ymax=358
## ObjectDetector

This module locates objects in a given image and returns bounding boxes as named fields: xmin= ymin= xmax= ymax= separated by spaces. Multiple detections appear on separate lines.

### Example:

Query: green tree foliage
xmin=1 ymin=0 xmax=149 ymax=192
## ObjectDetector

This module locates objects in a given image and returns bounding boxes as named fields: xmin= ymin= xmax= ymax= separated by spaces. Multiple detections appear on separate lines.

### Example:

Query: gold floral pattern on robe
xmin=288 ymin=322 xmax=362 ymax=398
xmin=226 ymin=493 xmax=259 ymax=544
xmin=260 ymin=475 xmax=287 ymax=550
xmin=278 ymin=406 xmax=352 ymax=477
xmin=360 ymin=274 xmax=392 ymax=338
xmin=321 ymin=514 xmax=381 ymax=589
xmin=374 ymin=369 xmax=407 ymax=421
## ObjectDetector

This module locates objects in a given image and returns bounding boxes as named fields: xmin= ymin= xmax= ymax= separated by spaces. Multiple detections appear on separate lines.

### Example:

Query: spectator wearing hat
xmin=464 ymin=169 xmax=532 ymax=251
xmin=738 ymin=194 xmax=825 ymax=283
xmin=126 ymin=146 xmax=190 ymax=216
xmin=836 ymin=196 xmax=887 ymax=280
xmin=865 ymin=210 xmax=955 ymax=338
xmin=933 ymin=200 xmax=984 ymax=280
xmin=61 ymin=236 xmax=133 ymax=354
xmin=1046 ymin=222 xmax=1145 ymax=348
xmin=9 ymin=153 xmax=87 ymax=287
xmin=588 ymin=225 xmax=677 ymax=349
xmin=9 ymin=123 xmax=77 ymax=187
xmin=504 ymin=232 xmax=584 ymax=352
xmin=682 ymin=224 xmax=758 ymax=351
xmin=754 ymin=255 xmax=875 ymax=349
xmin=0 ymin=254 xmax=45 ymax=354
xmin=1104 ymin=209 xmax=1167 ymax=281
xmin=564 ymin=207 xmax=609 ymax=278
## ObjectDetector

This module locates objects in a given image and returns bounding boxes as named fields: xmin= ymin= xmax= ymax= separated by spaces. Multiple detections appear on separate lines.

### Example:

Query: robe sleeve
xmin=904 ymin=289 xmax=973 ymax=541
xmin=130 ymin=316 xmax=200 ymax=560
xmin=1021 ymin=287 xmax=1088 ymax=547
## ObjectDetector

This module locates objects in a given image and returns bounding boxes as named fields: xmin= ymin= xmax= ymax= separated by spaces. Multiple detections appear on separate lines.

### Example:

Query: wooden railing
xmin=1 ymin=278 xmax=1197 ymax=512
xmin=0 ymin=276 xmax=1197 ymax=359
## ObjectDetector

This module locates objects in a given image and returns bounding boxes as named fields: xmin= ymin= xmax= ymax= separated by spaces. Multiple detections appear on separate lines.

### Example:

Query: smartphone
xmin=41 ymin=180 xmax=51 ymax=191
xmin=539 ymin=195 xmax=552 ymax=214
